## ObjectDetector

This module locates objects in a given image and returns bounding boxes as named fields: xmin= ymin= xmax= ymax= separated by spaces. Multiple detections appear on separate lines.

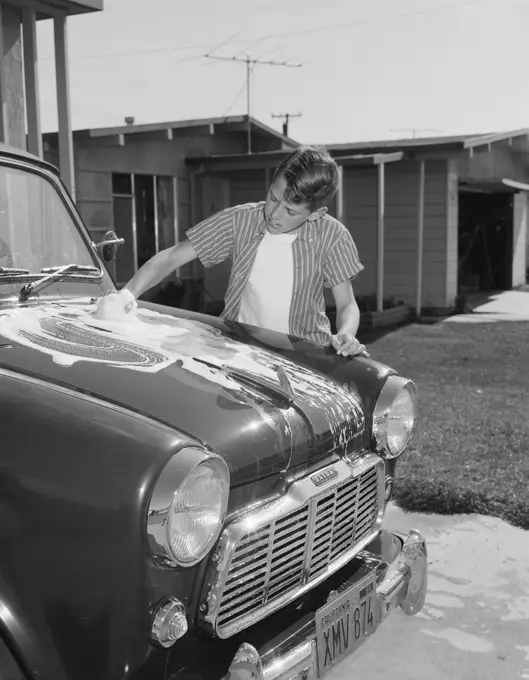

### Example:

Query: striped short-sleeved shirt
xmin=186 ymin=201 xmax=364 ymax=346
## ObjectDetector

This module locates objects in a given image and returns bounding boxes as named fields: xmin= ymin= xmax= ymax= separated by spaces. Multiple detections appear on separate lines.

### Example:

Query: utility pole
xmin=204 ymin=53 xmax=302 ymax=154
xmin=390 ymin=128 xmax=443 ymax=139
xmin=271 ymin=112 xmax=302 ymax=137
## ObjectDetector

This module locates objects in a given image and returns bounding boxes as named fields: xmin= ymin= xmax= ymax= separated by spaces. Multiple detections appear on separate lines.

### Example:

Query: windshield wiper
xmin=0 ymin=266 xmax=30 ymax=275
xmin=19 ymin=263 xmax=101 ymax=301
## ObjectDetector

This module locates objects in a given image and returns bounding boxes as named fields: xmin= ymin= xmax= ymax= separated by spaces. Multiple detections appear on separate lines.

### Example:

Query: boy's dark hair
xmin=273 ymin=146 xmax=339 ymax=211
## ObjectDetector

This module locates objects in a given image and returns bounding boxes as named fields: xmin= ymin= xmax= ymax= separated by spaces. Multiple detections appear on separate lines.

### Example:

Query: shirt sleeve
xmin=323 ymin=231 xmax=364 ymax=288
xmin=186 ymin=207 xmax=235 ymax=268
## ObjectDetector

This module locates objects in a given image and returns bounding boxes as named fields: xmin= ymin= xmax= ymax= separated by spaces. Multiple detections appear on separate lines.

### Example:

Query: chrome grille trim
xmin=200 ymin=454 xmax=385 ymax=638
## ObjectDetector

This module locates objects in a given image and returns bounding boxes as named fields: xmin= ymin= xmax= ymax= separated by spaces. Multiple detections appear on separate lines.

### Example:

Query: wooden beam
xmin=153 ymin=176 xmax=159 ymax=253
xmin=54 ymin=15 xmax=75 ymax=198
xmin=0 ymin=8 xmax=7 ymax=144
xmin=336 ymin=165 xmax=344 ymax=224
xmin=416 ymin=161 xmax=425 ymax=317
xmin=131 ymin=174 xmax=138 ymax=273
xmin=86 ymin=134 xmax=124 ymax=147
xmin=376 ymin=163 xmax=385 ymax=313
xmin=373 ymin=151 xmax=404 ymax=165
xmin=22 ymin=7 xmax=42 ymax=157
xmin=463 ymin=128 xmax=529 ymax=149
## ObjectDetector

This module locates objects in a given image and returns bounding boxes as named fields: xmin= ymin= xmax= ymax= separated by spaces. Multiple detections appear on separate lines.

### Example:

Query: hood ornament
xmin=212 ymin=361 xmax=296 ymax=406
xmin=275 ymin=365 xmax=295 ymax=404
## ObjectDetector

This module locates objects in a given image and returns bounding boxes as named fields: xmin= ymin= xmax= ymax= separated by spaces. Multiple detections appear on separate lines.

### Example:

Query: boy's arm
xmin=97 ymin=206 xmax=236 ymax=315
xmin=125 ymin=239 xmax=197 ymax=299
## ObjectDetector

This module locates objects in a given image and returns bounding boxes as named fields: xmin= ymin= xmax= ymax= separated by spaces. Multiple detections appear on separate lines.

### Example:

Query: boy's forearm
xmin=124 ymin=249 xmax=174 ymax=299
xmin=336 ymin=301 xmax=360 ymax=336
xmin=124 ymin=241 xmax=196 ymax=299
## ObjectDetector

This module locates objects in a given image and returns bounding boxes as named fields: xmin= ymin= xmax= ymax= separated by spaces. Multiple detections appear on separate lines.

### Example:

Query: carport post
xmin=54 ymin=15 xmax=75 ymax=199
xmin=376 ymin=162 xmax=385 ymax=312
xmin=416 ymin=160 xmax=425 ymax=316
xmin=336 ymin=165 xmax=344 ymax=223
xmin=22 ymin=7 xmax=42 ymax=158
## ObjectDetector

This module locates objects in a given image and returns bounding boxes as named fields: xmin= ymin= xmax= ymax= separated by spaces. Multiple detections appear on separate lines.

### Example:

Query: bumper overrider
xmin=222 ymin=528 xmax=427 ymax=680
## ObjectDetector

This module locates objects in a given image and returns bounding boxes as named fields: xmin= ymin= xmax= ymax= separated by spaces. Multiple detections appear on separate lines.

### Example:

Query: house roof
xmin=52 ymin=115 xmax=299 ymax=148
xmin=186 ymin=150 xmax=404 ymax=171
xmin=185 ymin=127 xmax=529 ymax=171
xmin=325 ymin=129 xmax=529 ymax=155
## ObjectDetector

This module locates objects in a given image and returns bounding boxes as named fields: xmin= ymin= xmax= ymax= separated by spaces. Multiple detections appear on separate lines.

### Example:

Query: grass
xmin=359 ymin=320 xmax=529 ymax=530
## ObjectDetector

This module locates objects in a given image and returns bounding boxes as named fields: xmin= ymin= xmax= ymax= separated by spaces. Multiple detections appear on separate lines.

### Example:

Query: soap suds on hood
xmin=0 ymin=303 xmax=365 ymax=445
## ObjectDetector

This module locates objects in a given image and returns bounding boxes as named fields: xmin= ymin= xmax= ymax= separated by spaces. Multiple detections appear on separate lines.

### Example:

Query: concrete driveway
xmin=445 ymin=288 xmax=529 ymax=323
xmin=333 ymin=503 xmax=529 ymax=680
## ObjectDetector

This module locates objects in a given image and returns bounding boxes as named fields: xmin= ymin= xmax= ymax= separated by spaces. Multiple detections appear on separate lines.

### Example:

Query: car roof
xmin=0 ymin=142 xmax=58 ymax=174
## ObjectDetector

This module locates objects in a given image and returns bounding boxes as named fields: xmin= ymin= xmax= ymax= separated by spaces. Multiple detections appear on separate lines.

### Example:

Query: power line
xmin=37 ymin=0 xmax=483 ymax=62
xmin=255 ymin=0 xmax=482 ymax=41
xmin=271 ymin=112 xmax=302 ymax=137
xmin=204 ymin=53 xmax=302 ymax=154
xmin=38 ymin=39 xmax=217 ymax=62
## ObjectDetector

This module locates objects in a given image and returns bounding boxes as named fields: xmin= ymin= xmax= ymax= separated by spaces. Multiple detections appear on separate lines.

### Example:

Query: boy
xmin=98 ymin=146 xmax=367 ymax=357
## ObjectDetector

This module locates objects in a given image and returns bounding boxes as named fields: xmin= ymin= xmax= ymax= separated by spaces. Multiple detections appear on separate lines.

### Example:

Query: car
xmin=0 ymin=142 xmax=427 ymax=680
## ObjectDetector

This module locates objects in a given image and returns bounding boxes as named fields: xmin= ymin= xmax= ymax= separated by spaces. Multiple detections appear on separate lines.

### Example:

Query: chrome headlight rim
xmin=372 ymin=375 xmax=417 ymax=459
xmin=147 ymin=446 xmax=230 ymax=568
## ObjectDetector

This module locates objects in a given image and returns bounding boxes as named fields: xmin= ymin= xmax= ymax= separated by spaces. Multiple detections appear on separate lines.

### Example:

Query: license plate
xmin=315 ymin=573 xmax=378 ymax=678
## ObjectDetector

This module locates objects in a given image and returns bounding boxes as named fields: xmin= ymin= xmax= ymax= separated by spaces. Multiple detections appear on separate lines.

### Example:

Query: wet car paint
xmin=0 ymin=301 xmax=383 ymax=486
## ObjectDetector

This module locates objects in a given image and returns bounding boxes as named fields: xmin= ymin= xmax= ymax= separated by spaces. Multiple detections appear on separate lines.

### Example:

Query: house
xmin=43 ymin=115 xmax=297 ymax=308
xmin=186 ymin=130 xmax=529 ymax=315
xmin=0 ymin=0 xmax=103 ymax=189
xmin=45 ymin=112 xmax=529 ymax=317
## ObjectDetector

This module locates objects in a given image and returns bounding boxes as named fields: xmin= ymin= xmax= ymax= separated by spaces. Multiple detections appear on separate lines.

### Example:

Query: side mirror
xmin=95 ymin=231 xmax=125 ymax=263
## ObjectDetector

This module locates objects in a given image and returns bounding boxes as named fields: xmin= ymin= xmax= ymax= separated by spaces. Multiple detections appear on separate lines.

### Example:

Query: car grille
xmin=204 ymin=455 xmax=383 ymax=638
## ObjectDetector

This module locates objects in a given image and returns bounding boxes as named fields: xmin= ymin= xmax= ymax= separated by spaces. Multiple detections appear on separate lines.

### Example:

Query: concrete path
xmin=445 ymin=289 xmax=529 ymax=323
xmin=332 ymin=503 xmax=529 ymax=680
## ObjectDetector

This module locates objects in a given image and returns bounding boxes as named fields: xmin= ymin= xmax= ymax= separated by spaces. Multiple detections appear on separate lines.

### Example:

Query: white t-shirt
xmin=238 ymin=230 xmax=297 ymax=333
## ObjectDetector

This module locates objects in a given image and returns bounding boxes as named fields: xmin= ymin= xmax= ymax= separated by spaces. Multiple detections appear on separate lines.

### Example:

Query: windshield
xmin=0 ymin=164 xmax=97 ymax=274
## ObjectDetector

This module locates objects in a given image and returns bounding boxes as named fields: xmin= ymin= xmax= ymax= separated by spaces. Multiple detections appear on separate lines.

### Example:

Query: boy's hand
xmin=94 ymin=288 xmax=137 ymax=320
xmin=331 ymin=333 xmax=369 ymax=358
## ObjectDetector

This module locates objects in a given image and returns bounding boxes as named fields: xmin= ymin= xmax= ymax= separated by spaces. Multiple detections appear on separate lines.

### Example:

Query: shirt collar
xmin=257 ymin=208 xmax=320 ymax=243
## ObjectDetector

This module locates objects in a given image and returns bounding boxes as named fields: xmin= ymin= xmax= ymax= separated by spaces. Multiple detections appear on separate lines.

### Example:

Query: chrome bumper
xmin=223 ymin=529 xmax=427 ymax=680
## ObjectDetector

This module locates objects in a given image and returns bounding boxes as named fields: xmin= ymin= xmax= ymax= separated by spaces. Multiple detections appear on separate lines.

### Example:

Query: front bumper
xmin=223 ymin=528 xmax=427 ymax=680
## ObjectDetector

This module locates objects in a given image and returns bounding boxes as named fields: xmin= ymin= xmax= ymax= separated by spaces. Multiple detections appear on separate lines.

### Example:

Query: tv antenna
xmin=271 ymin=112 xmax=302 ymax=137
xmin=204 ymin=53 xmax=302 ymax=153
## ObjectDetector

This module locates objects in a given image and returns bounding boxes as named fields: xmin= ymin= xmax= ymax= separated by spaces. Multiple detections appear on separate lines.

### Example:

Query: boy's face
xmin=264 ymin=176 xmax=324 ymax=235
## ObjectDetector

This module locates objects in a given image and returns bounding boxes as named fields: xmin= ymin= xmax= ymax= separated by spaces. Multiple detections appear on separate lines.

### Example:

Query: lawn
xmin=359 ymin=320 xmax=529 ymax=530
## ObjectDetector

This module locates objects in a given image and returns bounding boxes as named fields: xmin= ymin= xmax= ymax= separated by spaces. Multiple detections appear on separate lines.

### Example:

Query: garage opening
xmin=458 ymin=188 xmax=513 ymax=292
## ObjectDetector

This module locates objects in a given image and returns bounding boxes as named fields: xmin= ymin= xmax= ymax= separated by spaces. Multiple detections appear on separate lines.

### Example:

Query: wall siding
xmin=344 ymin=160 xmax=450 ymax=308
xmin=43 ymin=131 xmax=257 ymax=285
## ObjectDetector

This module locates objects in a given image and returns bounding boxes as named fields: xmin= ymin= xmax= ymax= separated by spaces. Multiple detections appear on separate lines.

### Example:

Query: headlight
xmin=147 ymin=447 xmax=230 ymax=567
xmin=372 ymin=376 xmax=417 ymax=458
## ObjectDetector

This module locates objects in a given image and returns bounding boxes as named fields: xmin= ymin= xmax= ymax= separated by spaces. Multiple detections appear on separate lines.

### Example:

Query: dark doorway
xmin=458 ymin=191 xmax=513 ymax=291
xmin=111 ymin=173 xmax=177 ymax=286
xmin=135 ymin=174 xmax=156 ymax=269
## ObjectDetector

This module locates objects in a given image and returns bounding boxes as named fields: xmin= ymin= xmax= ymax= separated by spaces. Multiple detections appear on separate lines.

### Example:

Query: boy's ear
xmin=308 ymin=206 xmax=328 ymax=221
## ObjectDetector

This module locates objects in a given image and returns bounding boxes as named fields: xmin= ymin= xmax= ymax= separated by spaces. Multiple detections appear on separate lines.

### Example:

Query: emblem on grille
xmin=310 ymin=467 xmax=339 ymax=487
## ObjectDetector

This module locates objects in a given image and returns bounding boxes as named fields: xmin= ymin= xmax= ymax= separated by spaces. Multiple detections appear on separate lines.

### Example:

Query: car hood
xmin=0 ymin=300 xmax=365 ymax=486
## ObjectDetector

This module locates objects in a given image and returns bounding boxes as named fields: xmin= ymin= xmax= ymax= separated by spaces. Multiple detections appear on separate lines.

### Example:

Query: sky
xmin=35 ymin=0 xmax=529 ymax=145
